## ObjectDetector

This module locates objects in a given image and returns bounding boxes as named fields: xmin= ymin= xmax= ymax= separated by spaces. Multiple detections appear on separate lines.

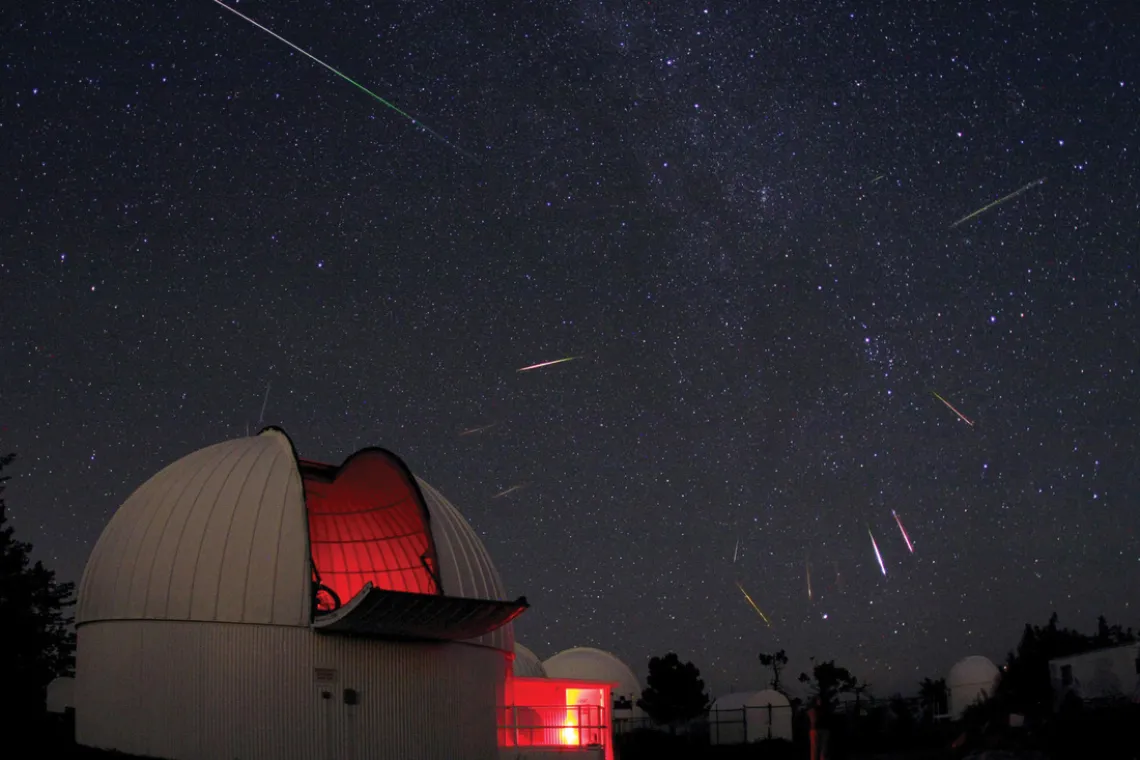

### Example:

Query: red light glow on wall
xmin=302 ymin=452 xmax=439 ymax=608
xmin=501 ymin=677 xmax=613 ymax=760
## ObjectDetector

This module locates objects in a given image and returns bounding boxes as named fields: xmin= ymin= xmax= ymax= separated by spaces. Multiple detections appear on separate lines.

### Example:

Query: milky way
xmin=2 ymin=1 xmax=1137 ymax=696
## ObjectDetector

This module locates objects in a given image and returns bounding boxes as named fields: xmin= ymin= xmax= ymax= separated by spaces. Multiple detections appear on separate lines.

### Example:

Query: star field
xmin=2 ymin=0 xmax=1138 ymax=697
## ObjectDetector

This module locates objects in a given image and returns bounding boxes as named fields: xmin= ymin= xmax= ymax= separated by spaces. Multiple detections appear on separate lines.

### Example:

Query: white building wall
xmin=77 ymin=620 xmax=508 ymax=760
xmin=1050 ymin=643 xmax=1140 ymax=707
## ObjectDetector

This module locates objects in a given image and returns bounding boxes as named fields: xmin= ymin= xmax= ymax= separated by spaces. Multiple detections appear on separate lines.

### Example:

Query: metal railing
xmin=708 ymin=704 xmax=792 ymax=744
xmin=614 ymin=705 xmax=794 ymax=744
xmin=499 ymin=704 xmax=609 ymax=749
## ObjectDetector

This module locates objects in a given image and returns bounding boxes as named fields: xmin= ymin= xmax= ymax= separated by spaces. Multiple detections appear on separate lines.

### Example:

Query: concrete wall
xmin=76 ymin=619 xmax=508 ymax=760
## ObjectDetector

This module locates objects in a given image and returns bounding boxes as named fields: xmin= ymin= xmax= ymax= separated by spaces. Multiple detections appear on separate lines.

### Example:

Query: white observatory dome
xmin=544 ymin=647 xmax=643 ymax=714
xmin=513 ymin=643 xmax=547 ymax=678
xmin=77 ymin=428 xmax=515 ymax=650
xmin=710 ymin=690 xmax=793 ymax=744
xmin=948 ymin=655 xmax=1001 ymax=719
xmin=74 ymin=428 xmax=528 ymax=760
xmin=46 ymin=676 xmax=75 ymax=715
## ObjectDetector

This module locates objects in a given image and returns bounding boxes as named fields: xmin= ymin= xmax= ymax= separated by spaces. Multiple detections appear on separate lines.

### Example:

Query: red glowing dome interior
xmin=301 ymin=451 xmax=439 ymax=608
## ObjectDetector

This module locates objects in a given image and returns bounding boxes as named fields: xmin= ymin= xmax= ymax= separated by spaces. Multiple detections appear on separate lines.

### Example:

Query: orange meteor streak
xmin=932 ymin=391 xmax=975 ymax=427
xmin=517 ymin=356 xmax=581 ymax=372
xmin=734 ymin=581 xmax=772 ymax=627
xmin=892 ymin=510 xmax=915 ymax=553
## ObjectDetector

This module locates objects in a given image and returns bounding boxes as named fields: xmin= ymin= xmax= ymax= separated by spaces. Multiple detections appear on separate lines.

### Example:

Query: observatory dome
xmin=710 ymin=690 xmax=793 ymax=743
xmin=77 ymin=427 xmax=518 ymax=650
xmin=46 ymin=676 xmax=75 ymax=715
xmin=513 ymin=643 xmax=547 ymax=678
xmin=544 ymin=647 xmax=643 ymax=708
xmin=948 ymin=655 xmax=1001 ymax=719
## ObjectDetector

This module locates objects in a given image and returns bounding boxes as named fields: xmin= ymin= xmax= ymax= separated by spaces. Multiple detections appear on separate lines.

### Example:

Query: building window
xmin=1061 ymin=665 xmax=1073 ymax=687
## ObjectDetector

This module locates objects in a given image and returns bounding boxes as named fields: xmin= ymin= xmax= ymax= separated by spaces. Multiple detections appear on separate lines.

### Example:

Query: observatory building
xmin=948 ymin=655 xmax=1001 ymax=719
xmin=74 ymin=428 xmax=530 ymax=760
xmin=709 ymin=690 xmax=793 ymax=744
xmin=503 ymin=644 xmax=617 ymax=760
xmin=513 ymin=642 xmax=549 ymax=678
xmin=544 ymin=647 xmax=645 ymax=726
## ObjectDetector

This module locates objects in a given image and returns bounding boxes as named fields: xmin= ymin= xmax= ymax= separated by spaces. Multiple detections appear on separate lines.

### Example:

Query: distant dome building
xmin=46 ymin=676 xmax=75 ymax=716
xmin=709 ymin=690 xmax=792 ymax=744
xmin=949 ymin=655 xmax=1001 ymax=719
xmin=513 ymin=643 xmax=547 ymax=678
xmin=74 ymin=428 xmax=528 ymax=760
xmin=544 ymin=647 xmax=645 ymax=719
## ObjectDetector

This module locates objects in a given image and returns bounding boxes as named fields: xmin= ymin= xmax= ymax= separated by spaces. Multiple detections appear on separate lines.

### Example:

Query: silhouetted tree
xmin=758 ymin=649 xmax=789 ymax=691
xmin=888 ymin=693 xmax=916 ymax=734
xmin=798 ymin=659 xmax=859 ymax=712
xmin=637 ymin=652 xmax=711 ymax=728
xmin=0 ymin=453 xmax=76 ymax=723
xmin=1093 ymin=614 xmax=1136 ymax=648
xmin=852 ymin=680 xmax=872 ymax=715
xmin=917 ymin=677 xmax=948 ymax=722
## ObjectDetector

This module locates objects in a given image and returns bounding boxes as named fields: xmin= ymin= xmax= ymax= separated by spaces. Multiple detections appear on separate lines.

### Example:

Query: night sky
xmin=3 ymin=0 xmax=1138 ymax=698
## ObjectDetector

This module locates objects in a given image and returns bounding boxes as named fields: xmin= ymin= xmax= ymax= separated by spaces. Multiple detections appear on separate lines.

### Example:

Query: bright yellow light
xmin=561 ymin=689 xmax=586 ymax=745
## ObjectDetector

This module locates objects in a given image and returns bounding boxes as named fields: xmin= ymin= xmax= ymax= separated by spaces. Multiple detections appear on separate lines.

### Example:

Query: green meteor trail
xmin=949 ymin=177 xmax=1046 ymax=229
xmin=209 ymin=0 xmax=474 ymax=160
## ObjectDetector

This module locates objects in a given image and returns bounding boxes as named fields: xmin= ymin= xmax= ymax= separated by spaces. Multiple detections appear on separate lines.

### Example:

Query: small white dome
xmin=710 ymin=690 xmax=793 ymax=743
xmin=77 ymin=429 xmax=514 ymax=650
xmin=46 ymin=676 xmax=75 ymax=714
xmin=513 ymin=643 xmax=547 ymax=678
xmin=948 ymin=655 xmax=1000 ymax=718
xmin=544 ymin=647 xmax=642 ymax=707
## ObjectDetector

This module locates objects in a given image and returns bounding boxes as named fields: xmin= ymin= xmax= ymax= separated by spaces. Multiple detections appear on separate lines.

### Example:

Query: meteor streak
xmin=868 ymin=528 xmax=887 ymax=577
xmin=256 ymin=380 xmax=271 ymax=428
xmin=208 ymin=0 xmax=473 ymax=159
xmin=949 ymin=178 xmax=1046 ymax=229
xmin=806 ymin=559 xmax=813 ymax=601
xmin=892 ymin=510 xmax=915 ymax=553
xmin=734 ymin=581 xmax=771 ymax=626
xmin=733 ymin=539 xmax=739 ymax=564
xmin=492 ymin=484 xmax=527 ymax=499
xmin=932 ymin=391 xmax=975 ymax=427
xmin=517 ymin=356 xmax=581 ymax=372
xmin=459 ymin=423 xmax=497 ymax=436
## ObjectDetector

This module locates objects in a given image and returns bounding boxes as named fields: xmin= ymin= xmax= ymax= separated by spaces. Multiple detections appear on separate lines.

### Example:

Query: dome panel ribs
xmin=244 ymin=445 xmax=292 ymax=624
xmin=141 ymin=447 xmax=229 ymax=619
xmin=164 ymin=443 xmax=253 ymax=620
xmin=216 ymin=446 xmax=283 ymax=622
xmin=77 ymin=431 xmax=514 ymax=644
xmin=186 ymin=444 xmax=262 ymax=621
